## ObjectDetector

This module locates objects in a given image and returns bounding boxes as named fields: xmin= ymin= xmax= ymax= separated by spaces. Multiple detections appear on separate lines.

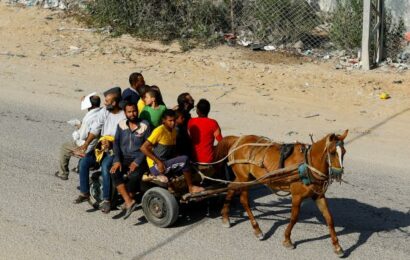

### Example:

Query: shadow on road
xmin=226 ymin=194 xmax=410 ymax=257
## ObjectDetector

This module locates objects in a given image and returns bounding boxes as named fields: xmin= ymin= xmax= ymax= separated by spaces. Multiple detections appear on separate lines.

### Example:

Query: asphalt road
xmin=0 ymin=86 xmax=409 ymax=260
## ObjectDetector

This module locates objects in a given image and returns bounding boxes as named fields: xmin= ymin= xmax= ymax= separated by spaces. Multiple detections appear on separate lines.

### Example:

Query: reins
xmin=194 ymin=139 xmax=331 ymax=190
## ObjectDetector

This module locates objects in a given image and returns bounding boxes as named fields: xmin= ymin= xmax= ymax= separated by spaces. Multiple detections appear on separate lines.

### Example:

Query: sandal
xmin=73 ymin=194 xmax=89 ymax=204
xmin=100 ymin=200 xmax=111 ymax=214
xmin=123 ymin=201 xmax=138 ymax=220
xmin=54 ymin=171 xmax=68 ymax=180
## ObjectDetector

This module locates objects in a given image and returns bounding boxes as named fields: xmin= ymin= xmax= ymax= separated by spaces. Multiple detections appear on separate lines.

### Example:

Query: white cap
xmin=81 ymin=92 xmax=97 ymax=110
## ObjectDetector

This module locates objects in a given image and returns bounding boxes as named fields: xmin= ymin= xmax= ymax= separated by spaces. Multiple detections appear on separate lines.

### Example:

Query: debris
xmin=58 ymin=28 xmax=100 ymax=32
xmin=304 ymin=114 xmax=320 ymax=118
xmin=286 ymin=131 xmax=299 ymax=136
xmin=251 ymin=44 xmax=264 ymax=51
xmin=263 ymin=45 xmax=276 ymax=51
xmin=335 ymin=64 xmax=343 ymax=70
xmin=0 ymin=51 xmax=27 ymax=58
xmin=74 ymin=88 xmax=84 ymax=92
xmin=72 ymin=64 xmax=80 ymax=67
xmin=237 ymin=39 xmax=252 ymax=47
xmin=393 ymin=80 xmax=403 ymax=84
xmin=303 ymin=50 xmax=313 ymax=56
xmin=293 ymin=41 xmax=304 ymax=50
xmin=379 ymin=92 xmax=390 ymax=100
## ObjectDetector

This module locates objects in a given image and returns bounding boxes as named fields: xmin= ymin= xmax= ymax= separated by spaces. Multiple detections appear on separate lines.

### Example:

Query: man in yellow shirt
xmin=141 ymin=109 xmax=204 ymax=194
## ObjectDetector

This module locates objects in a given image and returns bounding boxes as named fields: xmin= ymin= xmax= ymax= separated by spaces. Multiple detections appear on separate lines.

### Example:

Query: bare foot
xmin=189 ymin=185 xmax=205 ymax=194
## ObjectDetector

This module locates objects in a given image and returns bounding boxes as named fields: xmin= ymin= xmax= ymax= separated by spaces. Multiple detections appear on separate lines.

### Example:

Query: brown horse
xmin=214 ymin=130 xmax=348 ymax=256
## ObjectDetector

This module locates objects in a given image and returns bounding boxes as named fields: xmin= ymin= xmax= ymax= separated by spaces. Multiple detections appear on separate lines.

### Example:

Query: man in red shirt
xmin=188 ymin=99 xmax=222 ymax=163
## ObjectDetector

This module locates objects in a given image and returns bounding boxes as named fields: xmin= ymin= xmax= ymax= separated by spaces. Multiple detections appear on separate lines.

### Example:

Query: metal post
xmin=230 ymin=0 xmax=235 ymax=35
xmin=361 ymin=0 xmax=371 ymax=70
xmin=376 ymin=0 xmax=385 ymax=63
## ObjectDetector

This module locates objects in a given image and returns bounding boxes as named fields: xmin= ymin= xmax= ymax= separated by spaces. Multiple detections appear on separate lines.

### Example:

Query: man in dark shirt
xmin=122 ymin=72 xmax=145 ymax=105
xmin=110 ymin=102 xmax=151 ymax=219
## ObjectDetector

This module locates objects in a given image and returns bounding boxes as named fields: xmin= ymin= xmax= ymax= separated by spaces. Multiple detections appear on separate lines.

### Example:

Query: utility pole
xmin=361 ymin=0 xmax=385 ymax=70
xmin=361 ymin=0 xmax=371 ymax=70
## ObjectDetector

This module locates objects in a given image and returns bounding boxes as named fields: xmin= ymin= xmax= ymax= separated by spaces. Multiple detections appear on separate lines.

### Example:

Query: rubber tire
xmin=142 ymin=187 xmax=179 ymax=228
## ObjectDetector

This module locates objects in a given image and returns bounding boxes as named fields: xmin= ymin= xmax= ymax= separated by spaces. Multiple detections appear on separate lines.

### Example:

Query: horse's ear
xmin=339 ymin=129 xmax=349 ymax=141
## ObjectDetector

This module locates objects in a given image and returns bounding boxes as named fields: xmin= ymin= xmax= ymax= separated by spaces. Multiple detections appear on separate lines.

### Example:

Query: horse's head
xmin=323 ymin=130 xmax=348 ymax=177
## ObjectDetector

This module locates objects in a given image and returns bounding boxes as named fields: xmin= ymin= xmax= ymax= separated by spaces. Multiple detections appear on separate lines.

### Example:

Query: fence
xmin=229 ymin=0 xmax=408 ymax=64
xmin=6 ymin=0 xmax=409 ymax=65
xmin=230 ymin=0 xmax=331 ymax=50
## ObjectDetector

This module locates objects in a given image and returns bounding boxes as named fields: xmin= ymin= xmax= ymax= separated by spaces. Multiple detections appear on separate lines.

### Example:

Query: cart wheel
xmin=89 ymin=171 xmax=103 ymax=209
xmin=89 ymin=171 xmax=119 ymax=209
xmin=142 ymin=187 xmax=179 ymax=228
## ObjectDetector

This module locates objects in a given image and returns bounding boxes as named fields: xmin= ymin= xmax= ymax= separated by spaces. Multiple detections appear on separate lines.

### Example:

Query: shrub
xmin=85 ymin=0 xmax=230 ymax=49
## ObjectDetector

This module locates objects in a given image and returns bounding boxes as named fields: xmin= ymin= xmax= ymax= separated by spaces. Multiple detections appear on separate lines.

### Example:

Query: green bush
xmin=329 ymin=0 xmax=363 ymax=51
xmin=85 ymin=0 xmax=230 ymax=49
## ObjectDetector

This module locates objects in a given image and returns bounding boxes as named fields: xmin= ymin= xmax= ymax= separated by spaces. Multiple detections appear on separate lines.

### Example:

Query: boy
xmin=141 ymin=109 xmax=204 ymax=194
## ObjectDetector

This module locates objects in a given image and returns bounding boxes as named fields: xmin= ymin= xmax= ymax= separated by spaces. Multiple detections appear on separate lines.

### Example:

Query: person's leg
xmin=76 ymin=153 xmax=96 ymax=203
xmin=101 ymin=154 xmax=114 ymax=201
xmin=111 ymin=163 xmax=134 ymax=207
xmin=57 ymin=141 xmax=77 ymax=179
xmin=164 ymin=155 xmax=204 ymax=193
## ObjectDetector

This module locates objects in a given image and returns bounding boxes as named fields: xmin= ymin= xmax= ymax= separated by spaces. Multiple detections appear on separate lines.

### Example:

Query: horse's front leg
xmin=239 ymin=188 xmax=264 ymax=240
xmin=315 ymin=196 xmax=344 ymax=257
xmin=283 ymin=195 xmax=302 ymax=249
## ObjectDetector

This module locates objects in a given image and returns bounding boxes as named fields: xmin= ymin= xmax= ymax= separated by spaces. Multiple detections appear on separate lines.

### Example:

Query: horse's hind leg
xmin=221 ymin=188 xmax=235 ymax=228
xmin=283 ymin=195 xmax=302 ymax=249
xmin=239 ymin=188 xmax=264 ymax=240
xmin=315 ymin=196 xmax=344 ymax=257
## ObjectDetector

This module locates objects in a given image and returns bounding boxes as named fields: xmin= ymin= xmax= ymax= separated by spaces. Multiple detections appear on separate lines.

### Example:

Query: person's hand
xmin=110 ymin=162 xmax=121 ymax=174
xmin=128 ymin=162 xmax=138 ymax=174
xmin=73 ymin=144 xmax=87 ymax=157
xmin=156 ymin=161 xmax=166 ymax=175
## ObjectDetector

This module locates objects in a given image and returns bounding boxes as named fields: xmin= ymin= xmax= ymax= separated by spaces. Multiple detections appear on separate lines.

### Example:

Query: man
xmin=174 ymin=93 xmax=195 ymax=156
xmin=74 ymin=87 xmax=126 ymax=214
xmin=188 ymin=99 xmax=222 ymax=163
xmin=122 ymin=72 xmax=145 ymax=105
xmin=110 ymin=102 xmax=151 ymax=219
xmin=175 ymin=92 xmax=195 ymax=120
xmin=141 ymin=109 xmax=204 ymax=194
xmin=55 ymin=94 xmax=101 ymax=180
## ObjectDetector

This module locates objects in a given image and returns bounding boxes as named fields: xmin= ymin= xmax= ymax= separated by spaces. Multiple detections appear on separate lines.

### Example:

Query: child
xmin=139 ymin=88 xmax=166 ymax=128
xmin=175 ymin=109 xmax=192 ymax=157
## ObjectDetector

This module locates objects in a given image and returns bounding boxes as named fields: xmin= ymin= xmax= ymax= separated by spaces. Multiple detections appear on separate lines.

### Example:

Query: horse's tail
xmin=214 ymin=135 xmax=239 ymax=163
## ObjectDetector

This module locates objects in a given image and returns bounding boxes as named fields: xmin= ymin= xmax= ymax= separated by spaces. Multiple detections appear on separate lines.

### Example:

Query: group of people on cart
xmin=55 ymin=72 xmax=223 ymax=219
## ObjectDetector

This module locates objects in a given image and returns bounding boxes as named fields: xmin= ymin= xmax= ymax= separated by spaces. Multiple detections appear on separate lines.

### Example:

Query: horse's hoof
xmin=282 ymin=240 xmax=295 ymax=249
xmin=222 ymin=220 xmax=231 ymax=228
xmin=334 ymin=247 xmax=344 ymax=258
xmin=255 ymin=232 xmax=264 ymax=241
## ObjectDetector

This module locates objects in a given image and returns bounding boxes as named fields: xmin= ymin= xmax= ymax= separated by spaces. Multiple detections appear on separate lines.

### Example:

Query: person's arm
xmin=214 ymin=123 xmax=223 ymax=142
xmin=79 ymin=109 xmax=104 ymax=151
xmin=113 ymin=125 xmax=122 ymax=164
xmin=133 ymin=123 xmax=152 ymax=166
xmin=141 ymin=141 xmax=165 ymax=174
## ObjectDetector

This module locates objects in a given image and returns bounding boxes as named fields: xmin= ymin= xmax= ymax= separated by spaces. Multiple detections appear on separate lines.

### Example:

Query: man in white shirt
xmin=55 ymin=94 xmax=101 ymax=180
xmin=74 ymin=87 xmax=126 ymax=214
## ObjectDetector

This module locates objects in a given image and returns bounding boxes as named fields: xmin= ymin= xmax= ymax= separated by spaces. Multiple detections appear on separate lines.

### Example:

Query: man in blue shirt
xmin=110 ymin=102 xmax=151 ymax=219
xmin=122 ymin=72 xmax=146 ymax=105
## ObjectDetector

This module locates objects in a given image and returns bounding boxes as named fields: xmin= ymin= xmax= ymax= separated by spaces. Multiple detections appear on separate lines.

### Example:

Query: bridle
xmin=326 ymin=140 xmax=345 ymax=181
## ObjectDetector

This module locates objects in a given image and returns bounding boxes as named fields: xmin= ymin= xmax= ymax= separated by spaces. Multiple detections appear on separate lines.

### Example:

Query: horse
xmin=213 ymin=130 xmax=348 ymax=257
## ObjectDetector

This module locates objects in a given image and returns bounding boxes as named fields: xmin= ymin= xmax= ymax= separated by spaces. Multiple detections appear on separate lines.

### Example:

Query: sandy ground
xmin=0 ymin=3 xmax=409 ymax=260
